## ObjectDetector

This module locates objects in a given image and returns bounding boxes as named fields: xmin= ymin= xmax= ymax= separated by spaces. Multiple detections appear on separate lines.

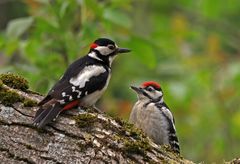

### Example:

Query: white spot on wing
xmin=69 ymin=65 xmax=106 ymax=88
xmin=72 ymin=86 xmax=76 ymax=91
xmin=59 ymin=100 xmax=65 ymax=104
xmin=77 ymin=91 xmax=81 ymax=98
xmin=62 ymin=92 xmax=66 ymax=97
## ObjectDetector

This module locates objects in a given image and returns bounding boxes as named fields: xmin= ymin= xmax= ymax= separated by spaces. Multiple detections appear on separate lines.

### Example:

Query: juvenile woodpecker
xmin=33 ymin=38 xmax=130 ymax=128
xmin=129 ymin=81 xmax=180 ymax=154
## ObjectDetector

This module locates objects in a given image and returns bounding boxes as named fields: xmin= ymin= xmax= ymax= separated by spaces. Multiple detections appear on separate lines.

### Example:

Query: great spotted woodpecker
xmin=129 ymin=81 xmax=180 ymax=154
xmin=33 ymin=38 xmax=130 ymax=128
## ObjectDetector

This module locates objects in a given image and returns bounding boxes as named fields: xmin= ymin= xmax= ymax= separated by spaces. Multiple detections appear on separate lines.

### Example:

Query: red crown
xmin=90 ymin=43 xmax=98 ymax=49
xmin=142 ymin=81 xmax=161 ymax=89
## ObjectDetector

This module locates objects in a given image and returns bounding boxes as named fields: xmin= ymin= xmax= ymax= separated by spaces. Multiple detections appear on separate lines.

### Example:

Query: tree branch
xmin=0 ymin=74 xmax=194 ymax=163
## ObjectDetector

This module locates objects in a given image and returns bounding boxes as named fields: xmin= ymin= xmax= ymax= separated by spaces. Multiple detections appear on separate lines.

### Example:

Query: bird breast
xmin=80 ymin=73 xmax=111 ymax=107
xmin=131 ymin=102 xmax=170 ymax=145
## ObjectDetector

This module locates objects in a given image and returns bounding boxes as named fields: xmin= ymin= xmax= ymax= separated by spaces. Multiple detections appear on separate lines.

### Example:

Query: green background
xmin=0 ymin=0 xmax=240 ymax=162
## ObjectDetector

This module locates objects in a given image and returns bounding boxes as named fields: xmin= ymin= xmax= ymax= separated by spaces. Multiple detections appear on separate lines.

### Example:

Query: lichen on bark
xmin=0 ymin=73 xmax=194 ymax=163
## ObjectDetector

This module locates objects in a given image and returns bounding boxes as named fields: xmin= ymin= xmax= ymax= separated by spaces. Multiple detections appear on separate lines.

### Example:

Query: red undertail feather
xmin=63 ymin=100 xmax=79 ymax=111
xmin=33 ymin=99 xmax=80 ymax=128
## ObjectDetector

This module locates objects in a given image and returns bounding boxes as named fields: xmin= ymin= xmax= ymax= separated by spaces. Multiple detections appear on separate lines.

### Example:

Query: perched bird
xmin=129 ymin=81 xmax=180 ymax=154
xmin=33 ymin=38 xmax=130 ymax=128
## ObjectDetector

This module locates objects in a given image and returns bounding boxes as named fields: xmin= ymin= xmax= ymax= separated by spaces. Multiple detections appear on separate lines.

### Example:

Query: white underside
xmin=80 ymin=73 xmax=111 ymax=107
xmin=129 ymin=101 xmax=174 ymax=145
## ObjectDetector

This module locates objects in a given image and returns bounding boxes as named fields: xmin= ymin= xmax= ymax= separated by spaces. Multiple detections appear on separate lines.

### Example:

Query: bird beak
xmin=117 ymin=48 xmax=131 ymax=54
xmin=130 ymin=86 xmax=143 ymax=93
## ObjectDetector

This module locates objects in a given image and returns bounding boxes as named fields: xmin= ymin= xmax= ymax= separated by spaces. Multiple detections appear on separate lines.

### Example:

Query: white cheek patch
xmin=155 ymin=91 xmax=163 ymax=98
xmin=95 ymin=46 xmax=114 ymax=55
xmin=88 ymin=51 xmax=103 ymax=61
xmin=69 ymin=65 xmax=106 ymax=88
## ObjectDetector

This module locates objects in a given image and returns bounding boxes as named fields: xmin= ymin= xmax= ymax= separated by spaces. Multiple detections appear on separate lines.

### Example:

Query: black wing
xmin=39 ymin=56 xmax=109 ymax=105
xmin=38 ymin=56 xmax=89 ymax=105
xmin=39 ymin=56 xmax=110 ymax=105
xmin=50 ymin=69 xmax=109 ymax=105
xmin=156 ymin=103 xmax=180 ymax=154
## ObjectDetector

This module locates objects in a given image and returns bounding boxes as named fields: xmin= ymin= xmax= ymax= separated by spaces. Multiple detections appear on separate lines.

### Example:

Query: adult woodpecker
xmin=129 ymin=81 xmax=180 ymax=154
xmin=33 ymin=38 xmax=130 ymax=128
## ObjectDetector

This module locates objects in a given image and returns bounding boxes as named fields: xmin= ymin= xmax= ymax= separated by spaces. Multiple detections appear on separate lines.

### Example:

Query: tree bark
xmin=0 ymin=77 xmax=194 ymax=164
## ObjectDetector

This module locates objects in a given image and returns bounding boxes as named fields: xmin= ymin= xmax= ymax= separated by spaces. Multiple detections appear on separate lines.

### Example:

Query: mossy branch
xmin=0 ymin=73 xmax=194 ymax=163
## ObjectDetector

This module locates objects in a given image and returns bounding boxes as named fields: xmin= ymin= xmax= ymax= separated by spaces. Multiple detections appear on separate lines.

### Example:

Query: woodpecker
xmin=33 ymin=38 xmax=130 ymax=128
xmin=129 ymin=81 xmax=180 ymax=154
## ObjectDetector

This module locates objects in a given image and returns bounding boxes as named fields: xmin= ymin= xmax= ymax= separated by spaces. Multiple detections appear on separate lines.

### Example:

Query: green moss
xmin=0 ymin=89 xmax=24 ymax=106
xmin=123 ymin=139 xmax=150 ymax=155
xmin=161 ymin=145 xmax=182 ymax=158
xmin=115 ymin=117 xmax=143 ymax=139
xmin=74 ymin=113 xmax=97 ymax=128
xmin=0 ymin=73 xmax=29 ymax=91
xmin=23 ymin=99 xmax=38 ymax=107
xmin=112 ymin=117 xmax=151 ymax=157
xmin=0 ymin=86 xmax=38 ymax=107
xmin=0 ymin=80 xmax=3 ymax=88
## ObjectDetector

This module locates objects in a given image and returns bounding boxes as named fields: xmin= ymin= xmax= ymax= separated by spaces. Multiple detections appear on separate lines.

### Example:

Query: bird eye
xmin=108 ymin=45 xmax=115 ymax=50
xmin=146 ymin=87 xmax=154 ymax=92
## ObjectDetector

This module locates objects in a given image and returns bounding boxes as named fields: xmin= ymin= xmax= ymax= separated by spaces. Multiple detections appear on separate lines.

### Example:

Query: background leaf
xmin=6 ymin=17 xmax=34 ymax=38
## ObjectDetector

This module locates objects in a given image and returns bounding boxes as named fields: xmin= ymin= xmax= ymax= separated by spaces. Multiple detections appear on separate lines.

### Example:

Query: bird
xmin=33 ymin=38 xmax=131 ymax=128
xmin=129 ymin=81 xmax=180 ymax=154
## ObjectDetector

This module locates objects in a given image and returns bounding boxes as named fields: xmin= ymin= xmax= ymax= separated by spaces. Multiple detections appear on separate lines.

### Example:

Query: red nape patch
xmin=142 ymin=81 xmax=161 ymax=89
xmin=63 ymin=100 xmax=79 ymax=111
xmin=90 ymin=43 xmax=98 ymax=49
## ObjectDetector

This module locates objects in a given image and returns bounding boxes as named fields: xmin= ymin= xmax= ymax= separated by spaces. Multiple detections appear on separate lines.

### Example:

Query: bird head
xmin=130 ymin=81 xmax=163 ymax=102
xmin=88 ymin=38 xmax=130 ymax=65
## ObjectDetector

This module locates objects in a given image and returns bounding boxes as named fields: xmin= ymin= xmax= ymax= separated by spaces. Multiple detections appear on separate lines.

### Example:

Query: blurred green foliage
xmin=0 ymin=0 xmax=240 ymax=163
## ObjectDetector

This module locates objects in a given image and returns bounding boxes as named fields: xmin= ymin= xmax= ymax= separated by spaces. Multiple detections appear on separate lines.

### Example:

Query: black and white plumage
xmin=33 ymin=38 xmax=130 ymax=128
xmin=129 ymin=81 xmax=180 ymax=154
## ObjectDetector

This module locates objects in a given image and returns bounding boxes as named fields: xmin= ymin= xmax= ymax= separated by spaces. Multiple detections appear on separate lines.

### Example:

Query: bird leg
xmin=91 ymin=105 xmax=104 ymax=114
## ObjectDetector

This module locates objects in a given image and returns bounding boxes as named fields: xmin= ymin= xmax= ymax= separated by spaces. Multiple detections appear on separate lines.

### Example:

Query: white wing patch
xmin=69 ymin=65 xmax=106 ymax=88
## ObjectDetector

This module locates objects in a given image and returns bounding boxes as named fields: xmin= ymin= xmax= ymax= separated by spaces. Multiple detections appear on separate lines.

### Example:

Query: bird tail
xmin=33 ymin=101 xmax=62 ymax=128
xmin=169 ymin=133 xmax=180 ymax=154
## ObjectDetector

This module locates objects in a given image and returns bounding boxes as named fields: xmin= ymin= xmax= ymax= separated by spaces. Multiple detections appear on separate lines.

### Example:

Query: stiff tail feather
xmin=33 ymin=102 xmax=62 ymax=128
xmin=169 ymin=133 xmax=180 ymax=154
